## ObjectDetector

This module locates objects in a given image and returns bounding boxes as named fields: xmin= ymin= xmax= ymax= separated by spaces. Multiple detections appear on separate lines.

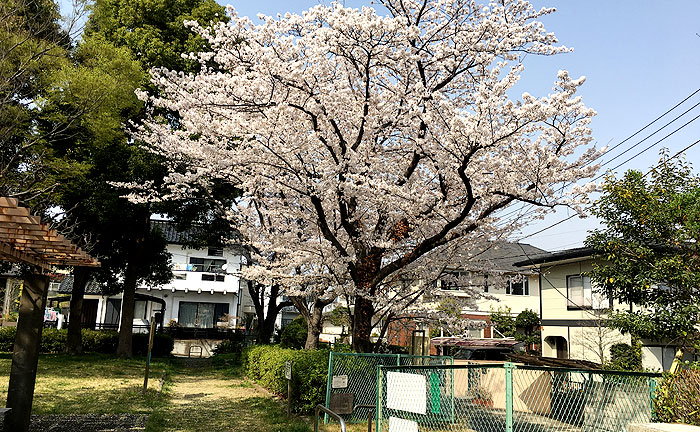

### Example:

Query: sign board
xmin=331 ymin=374 xmax=348 ymax=389
xmin=284 ymin=361 xmax=292 ymax=380
xmin=389 ymin=417 xmax=418 ymax=432
xmin=386 ymin=371 xmax=427 ymax=415
xmin=329 ymin=393 xmax=354 ymax=415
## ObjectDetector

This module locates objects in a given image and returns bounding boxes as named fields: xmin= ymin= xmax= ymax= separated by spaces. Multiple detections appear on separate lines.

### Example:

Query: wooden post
xmin=143 ymin=318 xmax=157 ymax=393
xmin=6 ymin=273 xmax=49 ymax=432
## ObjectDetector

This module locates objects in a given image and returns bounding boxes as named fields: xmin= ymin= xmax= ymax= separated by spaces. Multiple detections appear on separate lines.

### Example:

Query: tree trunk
xmin=6 ymin=273 xmax=49 ymax=432
xmin=65 ymin=267 xmax=89 ymax=355
xmin=290 ymin=295 xmax=331 ymax=350
xmin=250 ymin=282 xmax=292 ymax=344
xmin=304 ymin=301 xmax=324 ymax=350
xmin=257 ymin=314 xmax=277 ymax=344
xmin=352 ymin=295 xmax=375 ymax=352
xmin=116 ymin=260 xmax=138 ymax=358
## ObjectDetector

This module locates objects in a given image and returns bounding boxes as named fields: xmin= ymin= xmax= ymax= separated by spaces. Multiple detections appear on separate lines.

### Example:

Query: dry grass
xmin=0 ymin=353 xmax=366 ymax=432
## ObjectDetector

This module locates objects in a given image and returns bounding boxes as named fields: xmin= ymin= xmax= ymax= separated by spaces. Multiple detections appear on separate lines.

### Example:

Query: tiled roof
xmin=150 ymin=220 xmax=199 ymax=244
xmin=513 ymin=246 xmax=593 ymax=267
xmin=58 ymin=275 xmax=104 ymax=295
xmin=451 ymin=242 xmax=550 ymax=273
xmin=150 ymin=219 xmax=241 ymax=247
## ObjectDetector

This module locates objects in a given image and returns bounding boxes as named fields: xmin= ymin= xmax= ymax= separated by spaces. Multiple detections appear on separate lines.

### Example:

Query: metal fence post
xmin=376 ymin=365 xmax=383 ymax=432
xmin=324 ymin=352 xmax=334 ymax=424
xmin=649 ymin=376 xmax=657 ymax=419
xmin=504 ymin=362 xmax=514 ymax=432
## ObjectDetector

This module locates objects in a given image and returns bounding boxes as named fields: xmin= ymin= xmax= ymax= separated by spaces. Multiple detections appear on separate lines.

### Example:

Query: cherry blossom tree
xmin=131 ymin=0 xmax=599 ymax=352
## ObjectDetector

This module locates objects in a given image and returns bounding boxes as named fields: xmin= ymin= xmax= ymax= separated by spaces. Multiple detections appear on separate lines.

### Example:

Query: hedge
xmin=243 ymin=345 xmax=330 ymax=414
xmin=0 ymin=327 xmax=174 ymax=356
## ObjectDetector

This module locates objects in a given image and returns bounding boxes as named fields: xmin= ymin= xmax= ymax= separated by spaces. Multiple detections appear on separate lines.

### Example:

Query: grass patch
xmin=0 ymin=351 xmax=370 ymax=431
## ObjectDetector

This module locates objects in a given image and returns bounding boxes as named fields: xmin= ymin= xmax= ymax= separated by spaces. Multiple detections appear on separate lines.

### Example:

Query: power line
xmin=495 ymin=88 xmax=700 ymax=223
xmin=597 ymin=100 xmax=700 ymax=169
xmin=592 ymin=111 xmax=700 ymax=182
xmin=516 ymin=138 xmax=700 ymax=241
xmin=594 ymin=88 xmax=700 ymax=166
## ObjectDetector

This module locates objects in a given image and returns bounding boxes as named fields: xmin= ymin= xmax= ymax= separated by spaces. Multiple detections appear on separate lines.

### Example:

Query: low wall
xmin=172 ymin=338 xmax=221 ymax=358
xmin=628 ymin=424 xmax=700 ymax=432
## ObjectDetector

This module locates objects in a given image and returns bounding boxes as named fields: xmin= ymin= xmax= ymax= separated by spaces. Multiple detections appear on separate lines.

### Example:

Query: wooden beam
xmin=0 ymin=243 xmax=50 ymax=270
xmin=0 ymin=197 xmax=19 ymax=208
xmin=0 ymin=198 xmax=99 ymax=268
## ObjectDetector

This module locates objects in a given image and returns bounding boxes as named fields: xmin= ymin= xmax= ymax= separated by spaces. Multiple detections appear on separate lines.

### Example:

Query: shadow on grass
xmin=147 ymin=396 xmax=310 ymax=432
xmin=33 ymin=385 xmax=168 ymax=415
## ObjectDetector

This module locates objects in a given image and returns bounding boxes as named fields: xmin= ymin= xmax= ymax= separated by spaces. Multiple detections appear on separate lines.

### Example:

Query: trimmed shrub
xmin=607 ymin=342 xmax=642 ymax=371
xmin=41 ymin=328 xmax=68 ymax=353
xmin=81 ymin=329 xmax=119 ymax=353
xmin=0 ymin=328 xmax=173 ymax=356
xmin=242 ymin=344 xmax=330 ymax=413
xmin=0 ymin=326 xmax=17 ymax=352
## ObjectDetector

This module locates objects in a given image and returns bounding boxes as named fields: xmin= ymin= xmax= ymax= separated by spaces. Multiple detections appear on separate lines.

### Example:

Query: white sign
xmin=284 ymin=361 xmax=292 ymax=380
xmin=386 ymin=371 xmax=426 ymax=415
xmin=332 ymin=374 xmax=348 ymax=389
xmin=388 ymin=417 xmax=419 ymax=432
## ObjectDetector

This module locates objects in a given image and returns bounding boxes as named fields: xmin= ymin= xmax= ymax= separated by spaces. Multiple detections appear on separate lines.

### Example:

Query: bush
xmin=81 ymin=329 xmax=119 ymax=353
xmin=242 ymin=344 xmax=330 ymax=413
xmin=607 ymin=342 xmax=642 ymax=371
xmin=280 ymin=316 xmax=307 ymax=349
xmin=0 ymin=328 xmax=173 ymax=356
xmin=655 ymin=367 xmax=700 ymax=425
xmin=41 ymin=328 xmax=68 ymax=353
xmin=0 ymin=326 xmax=17 ymax=352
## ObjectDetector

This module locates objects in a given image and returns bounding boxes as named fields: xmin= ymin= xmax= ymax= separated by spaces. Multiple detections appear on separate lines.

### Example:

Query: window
xmin=207 ymin=247 xmax=223 ymax=257
xmin=506 ymin=278 xmax=529 ymax=296
xmin=178 ymin=302 xmax=229 ymax=328
xmin=134 ymin=300 xmax=147 ymax=319
xmin=438 ymin=271 xmax=469 ymax=291
xmin=188 ymin=257 xmax=226 ymax=272
xmin=567 ymin=275 xmax=602 ymax=309
xmin=201 ymin=273 xmax=225 ymax=282
xmin=174 ymin=273 xmax=186 ymax=280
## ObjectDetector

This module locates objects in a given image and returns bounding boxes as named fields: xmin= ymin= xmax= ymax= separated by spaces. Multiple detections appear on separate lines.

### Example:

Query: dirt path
xmin=153 ymin=366 xmax=309 ymax=432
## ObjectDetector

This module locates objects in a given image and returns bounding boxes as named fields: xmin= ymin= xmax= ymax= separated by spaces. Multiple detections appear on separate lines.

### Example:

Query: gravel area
xmin=29 ymin=414 xmax=148 ymax=432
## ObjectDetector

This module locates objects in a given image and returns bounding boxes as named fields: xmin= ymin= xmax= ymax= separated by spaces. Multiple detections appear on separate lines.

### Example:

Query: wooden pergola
xmin=0 ymin=197 xmax=99 ymax=269
xmin=0 ymin=197 xmax=99 ymax=432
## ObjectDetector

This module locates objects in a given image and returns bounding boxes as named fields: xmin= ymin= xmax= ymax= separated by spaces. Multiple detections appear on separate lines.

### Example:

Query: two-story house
xmin=514 ymin=246 xmax=693 ymax=370
xmin=382 ymin=242 xmax=549 ymax=353
xmin=58 ymin=220 xmax=256 ymax=336
xmin=431 ymin=242 xmax=549 ymax=338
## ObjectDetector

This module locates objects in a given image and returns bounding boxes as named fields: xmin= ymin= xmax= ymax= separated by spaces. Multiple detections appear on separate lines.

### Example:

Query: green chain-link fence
xmin=377 ymin=363 xmax=661 ymax=432
xmin=325 ymin=352 xmax=453 ymax=423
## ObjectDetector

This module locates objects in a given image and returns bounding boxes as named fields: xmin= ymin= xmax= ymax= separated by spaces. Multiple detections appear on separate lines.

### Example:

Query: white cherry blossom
xmin=131 ymin=0 xmax=599 ymax=351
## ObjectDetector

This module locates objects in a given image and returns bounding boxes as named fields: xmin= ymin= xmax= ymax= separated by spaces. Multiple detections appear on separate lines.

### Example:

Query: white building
xmin=58 ymin=220 xmax=255 ymax=335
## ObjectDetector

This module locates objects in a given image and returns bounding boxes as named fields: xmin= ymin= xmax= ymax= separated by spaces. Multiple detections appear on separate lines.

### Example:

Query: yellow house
xmin=515 ymin=247 xmax=689 ymax=370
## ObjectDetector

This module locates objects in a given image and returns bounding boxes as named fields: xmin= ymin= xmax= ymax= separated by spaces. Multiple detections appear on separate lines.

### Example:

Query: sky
xmin=223 ymin=0 xmax=700 ymax=252
xmin=60 ymin=0 xmax=700 ymax=252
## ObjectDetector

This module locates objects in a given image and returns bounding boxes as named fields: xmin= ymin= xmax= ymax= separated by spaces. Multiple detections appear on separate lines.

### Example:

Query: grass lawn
xmin=0 ymin=353 xmax=365 ymax=432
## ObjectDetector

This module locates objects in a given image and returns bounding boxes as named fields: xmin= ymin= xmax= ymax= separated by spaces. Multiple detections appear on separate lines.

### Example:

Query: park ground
xmin=0 ymin=354 xmax=364 ymax=432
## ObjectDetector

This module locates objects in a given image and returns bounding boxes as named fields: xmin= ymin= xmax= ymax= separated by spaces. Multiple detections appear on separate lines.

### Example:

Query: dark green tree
xmin=586 ymin=151 xmax=700 ymax=352
xmin=0 ymin=0 xmax=72 ymax=206
xmin=280 ymin=316 xmax=308 ymax=349
xmin=49 ymin=0 xmax=229 ymax=357
xmin=490 ymin=307 xmax=540 ymax=353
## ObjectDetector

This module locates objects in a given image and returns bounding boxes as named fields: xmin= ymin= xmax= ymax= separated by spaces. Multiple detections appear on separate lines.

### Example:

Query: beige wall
xmin=538 ymin=259 xmax=630 ymax=364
